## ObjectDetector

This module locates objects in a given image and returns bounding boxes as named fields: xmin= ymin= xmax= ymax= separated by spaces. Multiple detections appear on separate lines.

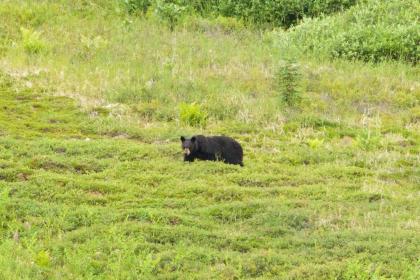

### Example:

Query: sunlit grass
xmin=0 ymin=1 xmax=419 ymax=279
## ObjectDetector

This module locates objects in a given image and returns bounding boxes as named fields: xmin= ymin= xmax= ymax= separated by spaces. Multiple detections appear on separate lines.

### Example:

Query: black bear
xmin=180 ymin=135 xmax=243 ymax=166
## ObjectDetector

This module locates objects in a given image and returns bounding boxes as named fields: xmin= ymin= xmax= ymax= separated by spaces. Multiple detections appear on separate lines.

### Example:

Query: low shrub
xmin=179 ymin=102 xmax=207 ymax=127
xmin=20 ymin=27 xmax=47 ymax=54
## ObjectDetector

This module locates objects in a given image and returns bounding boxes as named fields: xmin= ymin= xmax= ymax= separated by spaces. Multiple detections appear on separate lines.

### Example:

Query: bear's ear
xmin=191 ymin=136 xmax=196 ymax=142
xmin=180 ymin=136 xmax=185 ymax=142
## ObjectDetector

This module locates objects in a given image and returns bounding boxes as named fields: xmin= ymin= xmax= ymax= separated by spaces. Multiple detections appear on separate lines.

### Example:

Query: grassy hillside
xmin=0 ymin=0 xmax=419 ymax=279
xmin=286 ymin=0 xmax=419 ymax=63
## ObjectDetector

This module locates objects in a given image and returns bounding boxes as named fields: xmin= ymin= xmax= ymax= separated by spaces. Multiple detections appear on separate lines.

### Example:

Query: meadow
xmin=0 ymin=0 xmax=419 ymax=279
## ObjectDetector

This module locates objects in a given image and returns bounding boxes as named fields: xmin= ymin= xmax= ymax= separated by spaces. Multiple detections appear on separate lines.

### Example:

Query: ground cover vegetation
xmin=0 ymin=0 xmax=419 ymax=279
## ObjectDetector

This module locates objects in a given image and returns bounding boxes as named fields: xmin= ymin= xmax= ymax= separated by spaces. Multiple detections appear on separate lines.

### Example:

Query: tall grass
xmin=1 ymin=1 xmax=417 ymax=125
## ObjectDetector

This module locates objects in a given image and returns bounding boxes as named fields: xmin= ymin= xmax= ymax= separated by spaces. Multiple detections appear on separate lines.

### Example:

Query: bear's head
xmin=180 ymin=136 xmax=197 ymax=156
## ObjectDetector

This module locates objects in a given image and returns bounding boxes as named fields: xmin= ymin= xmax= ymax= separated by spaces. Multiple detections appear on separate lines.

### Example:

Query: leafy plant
xmin=307 ymin=138 xmax=324 ymax=149
xmin=356 ymin=131 xmax=382 ymax=151
xmin=154 ymin=1 xmax=186 ymax=31
xmin=179 ymin=102 xmax=207 ymax=127
xmin=275 ymin=59 xmax=302 ymax=106
xmin=20 ymin=27 xmax=47 ymax=54
xmin=35 ymin=251 xmax=51 ymax=268
xmin=123 ymin=0 xmax=152 ymax=14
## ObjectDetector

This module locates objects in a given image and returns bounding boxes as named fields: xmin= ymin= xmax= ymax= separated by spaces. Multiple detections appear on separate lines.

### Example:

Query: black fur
xmin=180 ymin=135 xmax=243 ymax=166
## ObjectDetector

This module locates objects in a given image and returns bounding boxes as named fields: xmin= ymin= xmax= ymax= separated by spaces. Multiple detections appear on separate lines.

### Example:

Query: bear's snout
xmin=184 ymin=148 xmax=191 ymax=155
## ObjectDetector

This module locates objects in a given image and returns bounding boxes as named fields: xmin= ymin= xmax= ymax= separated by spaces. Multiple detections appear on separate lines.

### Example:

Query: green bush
xmin=179 ymin=102 xmax=207 ymax=127
xmin=275 ymin=60 xmax=302 ymax=106
xmin=186 ymin=0 xmax=357 ymax=28
xmin=288 ymin=0 xmax=420 ymax=63
xmin=123 ymin=0 xmax=152 ymax=14
xmin=20 ymin=27 xmax=47 ymax=54
xmin=35 ymin=251 xmax=51 ymax=268
xmin=154 ymin=0 xmax=187 ymax=31
xmin=122 ymin=0 xmax=357 ymax=28
xmin=356 ymin=131 xmax=382 ymax=151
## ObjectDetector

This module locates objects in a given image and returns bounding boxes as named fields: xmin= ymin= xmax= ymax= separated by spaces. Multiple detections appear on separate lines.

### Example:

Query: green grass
xmin=0 ymin=0 xmax=419 ymax=279
xmin=286 ymin=0 xmax=420 ymax=63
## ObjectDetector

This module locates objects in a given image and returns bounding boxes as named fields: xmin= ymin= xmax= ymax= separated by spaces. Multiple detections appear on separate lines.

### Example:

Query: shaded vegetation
xmin=124 ymin=0 xmax=358 ymax=28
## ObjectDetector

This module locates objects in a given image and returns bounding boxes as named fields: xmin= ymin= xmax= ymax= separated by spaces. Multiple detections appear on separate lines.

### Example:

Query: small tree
xmin=276 ymin=59 xmax=302 ymax=106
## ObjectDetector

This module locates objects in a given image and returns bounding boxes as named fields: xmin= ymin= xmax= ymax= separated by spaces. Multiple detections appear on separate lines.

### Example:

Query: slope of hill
xmin=0 ymin=0 xmax=419 ymax=279
xmin=286 ymin=0 xmax=419 ymax=63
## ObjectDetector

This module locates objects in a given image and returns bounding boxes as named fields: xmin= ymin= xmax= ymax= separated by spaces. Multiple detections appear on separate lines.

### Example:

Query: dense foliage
xmin=124 ymin=0 xmax=419 ymax=63
xmin=124 ymin=0 xmax=358 ymax=28
xmin=287 ymin=0 xmax=420 ymax=63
